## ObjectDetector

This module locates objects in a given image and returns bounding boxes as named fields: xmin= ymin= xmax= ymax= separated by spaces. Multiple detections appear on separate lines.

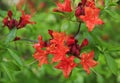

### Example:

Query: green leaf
xmin=89 ymin=32 xmax=102 ymax=45
xmin=61 ymin=20 xmax=69 ymax=32
xmin=5 ymin=62 xmax=21 ymax=71
xmin=11 ymin=5 xmax=17 ymax=15
xmin=97 ymin=75 xmax=105 ymax=83
xmin=52 ymin=12 xmax=65 ymax=16
xmin=7 ymin=48 xmax=23 ymax=66
xmin=0 ymin=9 xmax=7 ymax=17
xmin=104 ymin=0 xmax=118 ymax=8
xmin=5 ymin=28 xmax=17 ymax=43
xmin=109 ymin=0 xmax=119 ymax=6
xmin=105 ymin=10 xmax=120 ymax=20
xmin=104 ymin=0 xmax=110 ymax=9
xmin=94 ymin=49 xmax=101 ymax=60
xmin=104 ymin=54 xmax=118 ymax=75
xmin=107 ymin=46 xmax=120 ymax=52
xmin=1 ymin=63 xmax=14 ymax=81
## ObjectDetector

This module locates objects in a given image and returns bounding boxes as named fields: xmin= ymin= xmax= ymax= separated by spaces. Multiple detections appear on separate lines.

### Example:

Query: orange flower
xmin=2 ymin=10 xmax=18 ymax=29
xmin=80 ymin=7 xmax=104 ymax=31
xmin=80 ymin=50 xmax=98 ymax=74
xmin=75 ymin=0 xmax=104 ymax=31
xmin=33 ymin=30 xmax=96 ymax=78
xmin=18 ymin=11 xmax=36 ymax=29
xmin=2 ymin=10 xmax=35 ymax=29
xmin=67 ymin=36 xmax=89 ymax=57
xmin=54 ymin=0 xmax=72 ymax=12
xmin=47 ymin=30 xmax=69 ymax=62
xmin=55 ymin=56 xmax=77 ymax=78
xmin=33 ymin=36 xmax=48 ymax=67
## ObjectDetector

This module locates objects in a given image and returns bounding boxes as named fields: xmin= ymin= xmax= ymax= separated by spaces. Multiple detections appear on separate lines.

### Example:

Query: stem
xmin=20 ymin=38 xmax=38 ymax=43
xmin=75 ymin=22 xmax=82 ymax=37
xmin=27 ymin=60 xmax=38 ymax=66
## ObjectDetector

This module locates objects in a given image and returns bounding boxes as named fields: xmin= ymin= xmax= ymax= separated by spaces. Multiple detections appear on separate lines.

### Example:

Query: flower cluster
xmin=33 ymin=30 xmax=98 ymax=78
xmin=1 ymin=0 xmax=102 ymax=79
xmin=54 ymin=0 xmax=104 ymax=31
xmin=3 ymin=10 xmax=35 ymax=30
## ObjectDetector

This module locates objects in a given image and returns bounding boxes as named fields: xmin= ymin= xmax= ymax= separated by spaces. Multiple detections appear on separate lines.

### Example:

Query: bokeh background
xmin=0 ymin=0 xmax=120 ymax=83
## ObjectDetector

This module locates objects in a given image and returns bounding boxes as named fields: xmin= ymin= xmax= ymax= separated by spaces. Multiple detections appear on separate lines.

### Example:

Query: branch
xmin=75 ymin=22 xmax=82 ymax=37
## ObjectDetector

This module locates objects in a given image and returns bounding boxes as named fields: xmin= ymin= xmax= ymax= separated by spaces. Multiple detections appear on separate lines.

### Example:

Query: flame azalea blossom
xmin=18 ymin=11 xmax=36 ymax=28
xmin=33 ymin=30 xmax=94 ymax=78
xmin=2 ymin=10 xmax=35 ymax=30
xmin=80 ymin=51 xmax=98 ymax=74
xmin=75 ymin=0 xmax=104 ymax=31
xmin=54 ymin=0 xmax=72 ymax=12
xmin=80 ymin=7 xmax=104 ymax=31
xmin=86 ymin=0 xmax=96 ymax=8
xmin=55 ymin=56 xmax=77 ymax=78
xmin=47 ymin=44 xmax=69 ymax=63
xmin=2 ymin=10 xmax=18 ymax=29
xmin=33 ymin=36 xmax=48 ymax=67
xmin=47 ymin=30 xmax=69 ymax=62
xmin=80 ymin=38 xmax=89 ymax=48
xmin=75 ymin=2 xmax=85 ymax=17
xmin=67 ymin=36 xmax=88 ymax=57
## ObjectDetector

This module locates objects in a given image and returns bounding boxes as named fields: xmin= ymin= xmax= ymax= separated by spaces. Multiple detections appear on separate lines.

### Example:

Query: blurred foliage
xmin=0 ymin=0 xmax=120 ymax=83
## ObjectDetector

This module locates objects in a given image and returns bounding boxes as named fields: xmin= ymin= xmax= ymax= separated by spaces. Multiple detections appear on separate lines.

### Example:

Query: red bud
xmin=48 ymin=30 xmax=53 ymax=37
xmin=8 ymin=10 xmax=12 ymax=19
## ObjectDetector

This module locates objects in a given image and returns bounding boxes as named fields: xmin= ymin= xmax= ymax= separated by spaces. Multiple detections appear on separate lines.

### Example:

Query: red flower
xmin=18 ymin=11 xmax=35 ymax=29
xmin=33 ymin=36 xmax=48 ymax=67
xmin=67 ymin=37 xmax=88 ymax=57
xmin=80 ymin=50 xmax=98 ymax=74
xmin=80 ymin=7 xmax=104 ymax=31
xmin=66 ymin=36 xmax=80 ymax=56
xmin=86 ymin=0 xmax=96 ymax=8
xmin=75 ymin=0 xmax=104 ymax=31
xmin=8 ymin=10 xmax=13 ymax=19
xmin=54 ymin=0 xmax=72 ymax=12
xmin=49 ymin=31 xmax=67 ymax=45
xmin=47 ymin=31 xmax=69 ymax=62
xmin=2 ymin=10 xmax=18 ymax=29
xmin=75 ymin=5 xmax=85 ymax=17
xmin=33 ymin=30 xmax=96 ymax=78
xmin=66 ymin=36 xmax=75 ymax=46
xmin=81 ymin=0 xmax=87 ymax=6
xmin=3 ymin=17 xmax=9 ymax=27
xmin=80 ymin=38 xmax=89 ymax=48
xmin=2 ymin=10 xmax=35 ymax=29
xmin=55 ymin=56 xmax=77 ymax=78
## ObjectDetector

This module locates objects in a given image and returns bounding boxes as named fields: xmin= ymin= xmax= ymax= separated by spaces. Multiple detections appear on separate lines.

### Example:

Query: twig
xmin=27 ymin=60 xmax=38 ymax=66
xmin=75 ymin=22 xmax=82 ymax=37
xmin=20 ymin=38 xmax=38 ymax=43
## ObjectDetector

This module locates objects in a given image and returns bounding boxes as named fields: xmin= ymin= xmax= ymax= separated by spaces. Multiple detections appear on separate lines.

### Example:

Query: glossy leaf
xmin=7 ymin=48 xmax=23 ymax=66
xmin=104 ymin=54 xmax=118 ymax=75
xmin=1 ymin=63 xmax=14 ymax=81
xmin=104 ymin=0 xmax=110 ymax=9
xmin=105 ymin=10 xmax=120 ymax=20
xmin=5 ymin=62 xmax=21 ymax=71
xmin=5 ymin=28 xmax=17 ymax=43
